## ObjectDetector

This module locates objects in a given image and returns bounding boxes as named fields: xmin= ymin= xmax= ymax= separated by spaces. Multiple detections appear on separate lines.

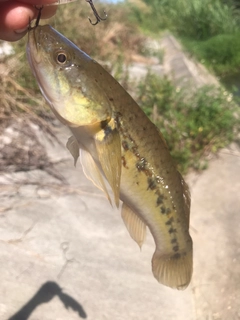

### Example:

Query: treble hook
xmin=35 ymin=5 xmax=43 ymax=27
xmin=85 ymin=0 xmax=107 ymax=26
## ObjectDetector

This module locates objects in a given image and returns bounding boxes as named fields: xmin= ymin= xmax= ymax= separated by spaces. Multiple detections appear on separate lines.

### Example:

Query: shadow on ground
xmin=8 ymin=281 xmax=87 ymax=320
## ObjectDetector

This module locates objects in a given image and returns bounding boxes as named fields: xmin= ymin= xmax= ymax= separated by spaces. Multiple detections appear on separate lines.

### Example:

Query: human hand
xmin=0 ymin=0 xmax=58 ymax=41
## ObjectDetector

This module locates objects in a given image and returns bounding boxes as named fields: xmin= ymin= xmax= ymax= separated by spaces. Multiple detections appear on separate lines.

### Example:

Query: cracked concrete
xmin=1 ymin=125 xmax=240 ymax=320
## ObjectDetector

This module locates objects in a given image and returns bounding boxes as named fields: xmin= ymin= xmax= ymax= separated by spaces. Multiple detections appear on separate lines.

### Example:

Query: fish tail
xmin=152 ymin=248 xmax=193 ymax=290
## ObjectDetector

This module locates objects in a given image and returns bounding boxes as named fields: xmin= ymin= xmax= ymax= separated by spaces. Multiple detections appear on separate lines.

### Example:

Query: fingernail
xmin=14 ymin=27 xmax=28 ymax=34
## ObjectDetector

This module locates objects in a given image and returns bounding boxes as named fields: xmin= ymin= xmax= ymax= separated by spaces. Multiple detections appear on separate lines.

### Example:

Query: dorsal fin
xmin=121 ymin=203 xmax=147 ymax=249
xmin=179 ymin=172 xmax=191 ymax=227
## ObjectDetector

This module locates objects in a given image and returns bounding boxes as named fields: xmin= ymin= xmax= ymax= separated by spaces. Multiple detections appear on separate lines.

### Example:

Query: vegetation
xmin=129 ymin=0 xmax=240 ymax=76
xmin=1 ymin=0 xmax=240 ymax=173
xmin=137 ymin=73 xmax=240 ymax=173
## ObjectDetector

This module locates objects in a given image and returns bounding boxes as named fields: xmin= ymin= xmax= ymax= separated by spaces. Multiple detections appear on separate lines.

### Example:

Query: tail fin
xmin=152 ymin=249 xmax=193 ymax=290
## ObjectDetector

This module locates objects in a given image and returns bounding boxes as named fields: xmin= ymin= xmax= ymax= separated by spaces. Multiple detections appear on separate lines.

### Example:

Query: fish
xmin=27 ymin=24 xmax=193 ymax=290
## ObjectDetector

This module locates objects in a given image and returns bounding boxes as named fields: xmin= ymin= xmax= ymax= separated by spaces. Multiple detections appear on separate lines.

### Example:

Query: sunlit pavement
xmin=0 ymin=126 xmax=194 ymax=320
xmin=0 ymin=125 xmax=240 ymax=320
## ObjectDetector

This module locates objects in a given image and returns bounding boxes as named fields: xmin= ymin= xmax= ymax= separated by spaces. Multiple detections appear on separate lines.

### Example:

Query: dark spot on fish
xmin=148 ymin=177 xmax=157 ymax=190
xmin=104 ymin=125 xmax=113 ymax=137
xmin=156 ymin=194 xmax=164 ymax=206
xmin=169 ymin=227 xmax=177 ymax=234
xmin=109 ymin=97 xmax=114 ymax=101
xmin=173 ymin=253 xmax=181 ymax=259
xmin=173 ymin=245 xmax=179 ymax=252
xmin=165 ymin=217 xmax=174 ymax=226
xmin=136 ymin=181 xmax=139 ymax=185
xmin=161 ymin=206 xmax=166 ymax=214
xmin=132 ymin=146 xmax=137 ymax=153
xmin=122 ymin=141 xmax=129 ymax=151
xmin=121 ymin=156 xmax=128 ymax=168
xmin=171 ymin=238 xmax=177 ymax=244
xmin=166 ymin=208 xmax=172 ymax=215
xmin=136 ymin=158 xmax=147 ymax=172
xmin=100 ymin=119 xmax=109 ymax=129
xmin=95 ymin=79 xmax=98 ymax=83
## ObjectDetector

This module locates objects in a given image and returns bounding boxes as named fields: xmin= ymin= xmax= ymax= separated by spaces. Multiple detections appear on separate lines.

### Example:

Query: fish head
xmin=27 ymin=24 xmax=112 ymax=128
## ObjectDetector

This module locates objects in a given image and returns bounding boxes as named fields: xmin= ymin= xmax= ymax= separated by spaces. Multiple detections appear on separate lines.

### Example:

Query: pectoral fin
xmin=66 ymin=136 xmax=80 ymax=166
xmin=121 ymin=203 xmax=146 ymax=249
xmin=95 ymin=119 xmax=121 ymax=207
xmin=80 ymin=148 xmax=112 ymax=205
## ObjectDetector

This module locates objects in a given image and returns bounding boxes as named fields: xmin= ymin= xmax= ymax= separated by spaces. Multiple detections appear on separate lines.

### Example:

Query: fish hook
xmin=27 ymin=6 xmax=43 ymax=31
xmin=35 ymin=5 xmax=43 ymax=27
xmin=85 ymin=0 xmax=107 ymax=26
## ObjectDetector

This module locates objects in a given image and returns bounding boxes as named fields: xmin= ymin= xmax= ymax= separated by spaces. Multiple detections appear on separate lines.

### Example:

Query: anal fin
xmin=121 ymin=203 xmax=146 ymax=249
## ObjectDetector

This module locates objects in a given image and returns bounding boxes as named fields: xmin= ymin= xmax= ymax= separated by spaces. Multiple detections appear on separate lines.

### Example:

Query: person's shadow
xmin=8 ymin=281 xmax=87 ymax=319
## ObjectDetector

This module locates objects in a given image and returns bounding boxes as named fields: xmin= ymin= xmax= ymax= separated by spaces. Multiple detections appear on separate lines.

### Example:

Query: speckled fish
xmin=27 ymin=24 xmax=193 ymax=289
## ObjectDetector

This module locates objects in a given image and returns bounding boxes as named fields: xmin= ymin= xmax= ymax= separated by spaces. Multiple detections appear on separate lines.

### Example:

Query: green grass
xmin=137 ymin=73 xmax=240 ymax=173
xmin=182 ymin=33 xmax=240 ymax=76
xmin=129 ymin=0 xmax=240 ymax=75
xmin=129 ymin=0 xmax=239 ymax=39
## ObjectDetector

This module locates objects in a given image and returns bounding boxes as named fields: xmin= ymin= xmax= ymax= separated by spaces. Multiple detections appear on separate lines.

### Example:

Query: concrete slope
xmin=188 ymin=144 xmax=240 ymax=319
xmin=0 ymin=128 xmax=194 ymax=320
xmin=1 ymin=125 xmax=240 ymax=319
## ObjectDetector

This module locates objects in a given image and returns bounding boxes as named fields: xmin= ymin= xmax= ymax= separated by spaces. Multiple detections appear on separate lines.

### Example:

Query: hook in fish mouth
xmin=35 ymin=6 xmax=44 ymax=27
xmin=86 ymin=0 xmax=107 ymax=25
xmin=28 ymin=5 xmax=43 ymax=31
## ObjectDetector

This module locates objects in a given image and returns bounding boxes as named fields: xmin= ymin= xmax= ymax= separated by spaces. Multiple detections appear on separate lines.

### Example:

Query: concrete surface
xmin=0 ymin=126 xmax=195 ymax=320
xmin=1 ymin=33 xmax=240 ymax=320
xmin=1 ymin=125 xmax=240 ymax=320
xmin=160 ymin=33 xmax=219 ymax=89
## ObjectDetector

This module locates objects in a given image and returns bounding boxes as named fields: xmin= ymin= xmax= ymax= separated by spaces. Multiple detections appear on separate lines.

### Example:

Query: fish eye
xmin=56 ymin=52 xmax=67 ymax=64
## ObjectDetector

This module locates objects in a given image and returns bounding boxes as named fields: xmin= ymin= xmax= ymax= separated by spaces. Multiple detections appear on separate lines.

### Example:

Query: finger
xmin=0 ymin=2 xmax=57 ymax=42
xmin=15 ymin=0 xmax=57 ymax=5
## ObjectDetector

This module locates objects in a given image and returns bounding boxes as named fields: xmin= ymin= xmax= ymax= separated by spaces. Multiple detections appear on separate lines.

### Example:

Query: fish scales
xmin=27 ymin=24 xmax=193 ymax=289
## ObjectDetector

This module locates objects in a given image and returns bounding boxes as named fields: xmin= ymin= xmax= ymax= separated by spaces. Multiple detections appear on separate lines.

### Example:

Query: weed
xmin=129 ymin=0 xmax=240 ymax=75
xmin=137 ymin=73 xmax=240 ymax=173
xmin=182 ymin=33 xmax=240 ymax=76
xmin=130 ymin=0 xmax=239 ymax=39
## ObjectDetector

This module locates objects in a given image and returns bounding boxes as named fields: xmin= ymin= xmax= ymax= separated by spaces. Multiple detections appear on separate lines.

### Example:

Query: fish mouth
xmin=26 ymin=25 xmax=58 ymax=111
xmin=26 ymin=25 xmax=76 ymax=126
xmin=26 ymin=26 xmax=43 ymax=78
